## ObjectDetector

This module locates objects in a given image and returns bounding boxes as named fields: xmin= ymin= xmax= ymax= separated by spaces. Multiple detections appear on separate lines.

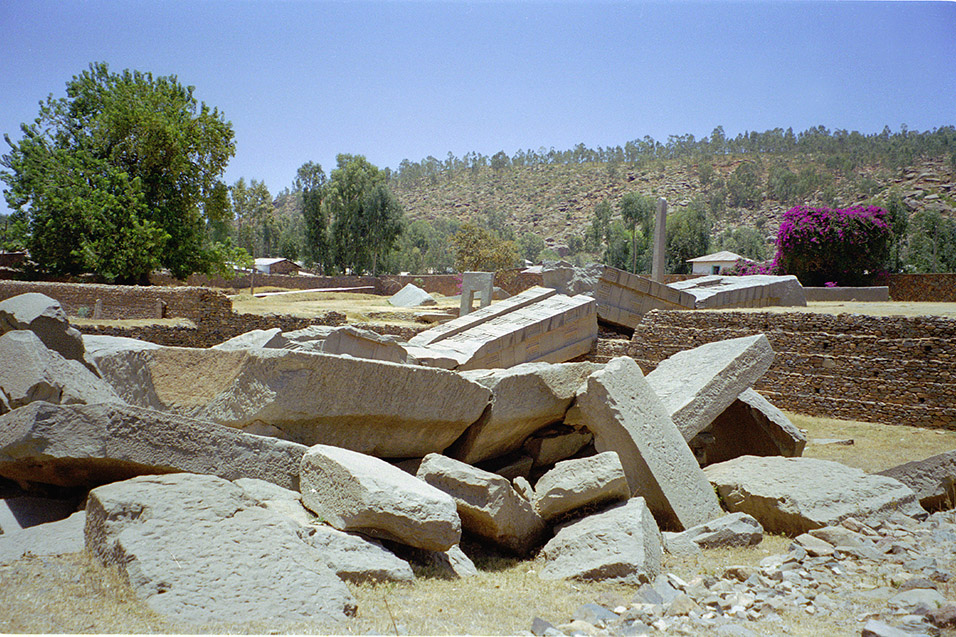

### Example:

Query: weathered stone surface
xmin=449 ymin=361 xmax=601 ymax=464
xmin=322 ymin=325 xmax=410 ymax=364
xmin=85 ymin=473 xmax=356 ymax=624
xmin=300 ymin=524 xmax=415 ymax=583
xmin=669 ymin=274 xmax=807 ymax=309
xmin=691 ymin=388 xmax=807 ymax=466
xmin=83 ymin=334 xmax=163 ymax=358
xmin=233 ymin=477 xmax=315 ymax=525
xmin=410 ymin=286 xmax=597 ymax=371
xmin=644 ymin=335 xmax=775 ymax=441
xmin=301 ymin=445 xmax=461 ymax=552
xmin=417 ymin=453 xmax=544 ymax=554
xmin=0 ymin=496 xmax=77 ymax=534
xmin=538 ymin=498 xmax=662 ymax=584
xmin=533 ymin=452 xmax=630 ymax=522
xmin=274 ymin=325 xmax=337 ymax=352
xmin=662 ymin=512 xmax=764 ymax=557
xmin=565 ymin=357 xmax=723 ymax=530
xmin=92 ymin=345 xmax=491 ymax=458
xmin=0 ymin=510 xmax=85 ymax=563
xmin=0 ymin=293 xmax=88 ymax=366
xmin=705 ymin=456 xmax=925 ymax=535
xmin=389 ymin=283 xmax=436 ymax=307
xmin=878 ymin=449 xmax=956 ymax=511
xmin=523 ymin=425 xmax=593 ymax=468
xmin=0 ymin=401 xmax=308 ymax=490
xmin=0 ymin=331 xmax=121 ymax=414
xmin=592 ymin=265 xmax=696 ymax=329
xmin=212 ymin=328 xmax=285 ymax=351
xmin=540 ymin=262 xmax=603 ymax=297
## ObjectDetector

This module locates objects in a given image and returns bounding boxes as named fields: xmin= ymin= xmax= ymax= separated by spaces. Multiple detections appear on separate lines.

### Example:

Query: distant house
xmin=686 ymin=251 xmax=748 ymax=275
xmin=253 ymin=257 xmax=299 ymax=275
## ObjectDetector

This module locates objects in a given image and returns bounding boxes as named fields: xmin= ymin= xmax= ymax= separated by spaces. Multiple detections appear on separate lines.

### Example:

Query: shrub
xmin=773 ymin=205 xmax=891 ymax=286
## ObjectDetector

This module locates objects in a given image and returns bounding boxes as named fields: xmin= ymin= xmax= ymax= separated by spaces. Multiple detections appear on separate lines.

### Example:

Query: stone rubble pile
xmin=0 ymin=292 xmax=953 ymax=634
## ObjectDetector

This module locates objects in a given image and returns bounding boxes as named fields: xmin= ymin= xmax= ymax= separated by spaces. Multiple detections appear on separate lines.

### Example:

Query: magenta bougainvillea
xmin=772 ymin=205 xmax=891 ymax=286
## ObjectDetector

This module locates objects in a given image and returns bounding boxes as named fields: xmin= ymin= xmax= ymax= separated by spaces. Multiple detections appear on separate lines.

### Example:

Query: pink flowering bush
xmin=772 ymin=205 xmax=891 ymax=287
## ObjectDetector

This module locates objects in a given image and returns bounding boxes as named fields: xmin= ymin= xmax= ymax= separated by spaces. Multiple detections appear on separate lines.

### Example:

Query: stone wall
xmin=889 ymin=274 xmax=956 ymax=302
xmin=804 ymin=287 xmax=890 ymax=302
xmin=623 ymin=310 xmax=956 ymax=430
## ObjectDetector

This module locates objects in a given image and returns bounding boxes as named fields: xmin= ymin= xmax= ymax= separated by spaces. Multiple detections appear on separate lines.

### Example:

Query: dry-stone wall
xmin=624 ymin=310 xmax=956 ymax=430
xmin=889 ymin=273 xmax=956 ymax=302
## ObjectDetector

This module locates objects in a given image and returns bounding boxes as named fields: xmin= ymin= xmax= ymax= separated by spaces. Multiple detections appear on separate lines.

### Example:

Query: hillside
xmin=391 ymin=154 xmax=956 ymax=256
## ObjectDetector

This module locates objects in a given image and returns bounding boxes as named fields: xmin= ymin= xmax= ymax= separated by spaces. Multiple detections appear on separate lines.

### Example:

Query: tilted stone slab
xmin=705 ymin=456 xmax=925 ymax=536
xmin=878 ymin=450 xmax=956 ymax=511
xmin=389 ymin=283 xmax=436 ymax=307
xmin=566 ymin=357 xmax=723 ymax=530
xmin=417 ymin=453 xmax=545 ymax=554
xmin=411 ymin=287 xmax=597 ymax=371
xmin=300 ymin=445 xmax=461 ymax=552
xmin=533 ymin=451 xmax=630 ymax=522
xmin=644 ymin=334 xmax=775 ymax=441
xmin=669 ymin=274 xmax=807 ymax=309
xmin=91 ymin=345 xmax=491 ymax=458
xmin=212 ymin=328 xmax=285 ymax=351
xmin=300 ymin=524 xmax=415 ymax=583
xmin=662 ymin=512 xmax=764 ymax=557
xmin=449 ymin=361 xmax=602 ymax=464
xmin=691 ymin=388 xmax=807 ymax=466
xmin=0 ymin=293 xmax=89 ymax=368
xmin=0 ymin=401 xmax=308 ymax=490
xmin=85 ymin=473 xmax=356 ymax=625
xmin=592 ymin=266 xmax=696 ymax=329
xmin=0 ymin=331 xmax=121 ymax=415
xmin=321 ymin=325 xmax=411 ymax=364
xmin=538 ymin=498 xmax=662 ymax=584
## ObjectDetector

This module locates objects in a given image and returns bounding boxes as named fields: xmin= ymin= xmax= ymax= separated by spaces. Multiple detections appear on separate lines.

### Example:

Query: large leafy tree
xmin=619 ymin=192 xmax=655 ymax=273
xmin=294 ymin=161 xmax=329 ymax=271
xmin=1 ymin=62 xmax=235 ymax=282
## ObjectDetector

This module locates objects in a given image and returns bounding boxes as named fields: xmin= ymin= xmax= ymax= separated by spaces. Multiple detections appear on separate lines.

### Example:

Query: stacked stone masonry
xmin=888 ymin=273 xmax=956 ymax=303
xmin=622 ymin=310 xmax=956 ymax=430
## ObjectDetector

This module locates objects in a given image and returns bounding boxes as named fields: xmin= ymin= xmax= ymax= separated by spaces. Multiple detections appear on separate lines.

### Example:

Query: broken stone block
xmin=321 ymin=325 xmax=411 ymax=364
xmin=0 ymin=510 xmax=86 ymax=563
xmin=669 ymin=274 xmax=807 ymax=309
xmin=299 ymin=524 xmax=415 ymax=583
xmin=538 ymin=498 xmax=662 ymax=584
xmin=478 ymin=453 xmax=535 ymax=482
xmin=565 ymin=357 xmax=723 ymax=530
xmin=233 ymin=477 xmax=315 ymax=526
xmin=85 ymin=473 xmax=356 ymax=624
xmin=705 ymin=456 xmax=926 ymax=535
xmin=460 ymin=271 xmax=495 ymax=316
xmin=644 ymin=335 xmax=775 ymax=441
xmin=0 ymin=331 xmax=122 ymax=415
xmin=389 ymin=283 xmax=437 ymax=307
xmin=449 ymin=361 xmax=601 ymax=464
xmin=91 ymin=345 xmax=491 ymax=458
xmin=523 ymin=424 xmax=594 ymax=468
xmin=300 ymin=445 xmax=461 ymax=552
xmin=878 ymin=450 xmax=956 ymax=511
xmin=212 ymin=328 xmax=285 ymax=351
xmin=690 ymin=388 xmax=807 ymax=465
xmin=662 ymin=512 xmax=764 ymax=556
xmin=592 ymin=265 xmax=696 ymax=329
xmin=417 ymin=453 xmax=545 ymax=554
xmin=409 ymin=286 xmax=597 ymax=371
xmin=274 ymin=325 xmax=338 ymax=352
xmin=0 ymin=402 xmax=309 ymax=490
xmin=532 ymin=452 xmax=630 ymax=522
xmin=0 ymin=293 xmax=90 ymax=368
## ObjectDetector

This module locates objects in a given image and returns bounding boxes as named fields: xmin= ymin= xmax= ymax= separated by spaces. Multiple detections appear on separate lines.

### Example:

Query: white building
xmin=253 ymin=257 xmax=299 ymax=275
xmin=686 ymin=251 xmax=748 ymax=275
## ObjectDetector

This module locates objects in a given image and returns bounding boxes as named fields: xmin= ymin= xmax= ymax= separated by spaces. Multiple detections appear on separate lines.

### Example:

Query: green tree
xmin=230 ymin=178 xmax=274 ymax=258
xmin=716 ymin=226 xmax=768 ymax=261
xmin=451 ymin=223 xmax=520 ymax=272
xmin=586 ymin=199 xmax=613 ymax=252
xmin=666 ymin=199 xmax=712 ymax=274
xmin=518 ymin=232 xmax=546 ymax=263
xmin=726 ymin=161 xmax=762 ymax=209
xmin=294 ymin=161 xmax=328 ymax=271
xmin=905 ymin=209 xmax=956 ymax=273
xmin=0 ymin=212 xmax=28 ymax=252
xmin=1 ymin=62 xmax=235 ymax=281
xmin=882 ymin=189 xmax=909 ymax=272
xmin=620 ymin=193 xmax=655 ymax=273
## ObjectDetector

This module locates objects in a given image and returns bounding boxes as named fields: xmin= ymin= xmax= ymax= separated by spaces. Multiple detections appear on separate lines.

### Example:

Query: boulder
xmin=0 ymin=401 xmax=308 ymax=490
xmin=0 ymin=510 xmax=86 ymax=564
xmin=532 ymin=452 xmax=630 ymax=522
xmin=85 ymin=473 xmax=356 ymax=624
xmin=878 ymin=449 xmax=956 ymax=511
xmin=299 ymin=524 xmax=415 ymax=583
xmin=690 ymin=388 xmax=807 ymax=466
xmin=425 ymin=544 xmax=479 ymax=578
xmin=300 ymin=445 xmax=461 ymax=552
xmin=274 ymin=325 xmax=338 ymax=352
xmin=523 ymin=424 xmax=593 ymax=468
xmin=212 ymin=328 xmax=285 ymax=351
xmin=662 ymin=512 xmax=764 ymax=556
xmin=0 ymin=330 xmax=121 ymax=414
xmin=538 ymin=498 xmax=662 ymax=584
xmin=449 ymin=361 xmax=601 ymax=464
xmin=565 ymin=357 xmax=723 ymax=530
xmin=644 ymin=335 xmax=775 ymax=442
xmin=417 ymin=453 xmax=545 ymax=554
xmin=322 ymin=325 xmax=411 ymax=364
xmin=705 ymin=456 xmax=925 ymax=535
xmin=91 ymin=345 xmax=492 ymax=458
xmin=389 ymin=283 xmax=437 ymax=307
xmin=0 ymin=293 xmax=89 ymax=368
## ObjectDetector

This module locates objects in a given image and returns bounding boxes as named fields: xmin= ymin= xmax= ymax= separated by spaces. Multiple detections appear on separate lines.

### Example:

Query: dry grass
xmin=70 ymin=316 xmax=196 ymax=329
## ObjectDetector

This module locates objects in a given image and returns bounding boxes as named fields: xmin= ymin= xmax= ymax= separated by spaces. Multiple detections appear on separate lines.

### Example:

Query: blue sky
xmin=1 ymin=1 xmax=954 ymax=199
